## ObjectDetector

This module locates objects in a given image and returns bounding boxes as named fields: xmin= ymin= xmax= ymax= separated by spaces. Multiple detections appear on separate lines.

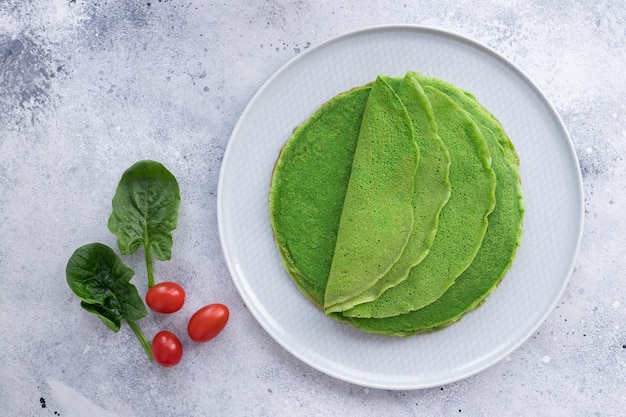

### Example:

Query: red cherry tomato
xmin=187 ymin=303 xmax=229 ymax=343
xmin=151 ymin=330 xmax=183 ymax=367
xmin=146 ymin=282 xmax=185 ymax=313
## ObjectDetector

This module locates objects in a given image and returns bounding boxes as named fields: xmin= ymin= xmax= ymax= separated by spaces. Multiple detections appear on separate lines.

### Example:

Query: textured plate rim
xmin=216 ymin=24 xmax=584 ymax=390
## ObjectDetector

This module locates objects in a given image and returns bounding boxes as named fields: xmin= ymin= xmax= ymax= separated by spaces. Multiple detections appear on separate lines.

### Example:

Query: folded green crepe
xmin=326 ymin=74 xmax=452 ymax=313
xmin=344 ymin=85 xmax=496 ymax=318
xmin=323 ymin=77 xmax=419 ymax=313
xmin=271 ymin=74 xmax=451 ymax=310
xmin=344 ymin=75 xmax=524 ymax=335
xmin=269 ymin=71 xmax=523 ymax=336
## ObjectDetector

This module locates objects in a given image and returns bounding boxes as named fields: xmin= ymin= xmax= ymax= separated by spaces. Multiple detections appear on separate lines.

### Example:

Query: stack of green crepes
xmin=269 ymin=71 xmax=524 ymax=336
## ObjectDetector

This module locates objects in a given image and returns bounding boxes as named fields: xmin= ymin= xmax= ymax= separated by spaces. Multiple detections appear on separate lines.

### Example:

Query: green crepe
xmin=345 ymin=75 xmax=524 ymax=335
xmin=270 ymin=71 xmax=523 ymax=336
xmin=344 ymin=85 xmax=496 ymax=319
xmin=328 ymin=74 xmax=452 ymax=312
xmin=272 ymin=74 xmax=452 ymax=312
xmin=269 ymin=85 xmax=371 ymax=306
xmin=324 ymin=76 xmax=419 ymax=313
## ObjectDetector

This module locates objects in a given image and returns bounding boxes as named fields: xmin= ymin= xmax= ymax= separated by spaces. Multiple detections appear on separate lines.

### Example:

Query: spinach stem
xmin=127 ymin=319 xmax=154 ymax=361
xmin=145 ymin=243 xmax=155 ymax=288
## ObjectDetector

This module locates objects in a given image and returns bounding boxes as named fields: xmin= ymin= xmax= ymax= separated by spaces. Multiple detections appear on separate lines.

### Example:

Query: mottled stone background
xmin=0 ymin=1 xmax=624 ymax=416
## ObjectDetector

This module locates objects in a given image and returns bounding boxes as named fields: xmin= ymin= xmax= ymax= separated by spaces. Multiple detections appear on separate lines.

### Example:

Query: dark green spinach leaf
xmin=66 ymin=243 xmax=153 ymax=359
xmin=107 ymin=160 xmax=180 ymax=287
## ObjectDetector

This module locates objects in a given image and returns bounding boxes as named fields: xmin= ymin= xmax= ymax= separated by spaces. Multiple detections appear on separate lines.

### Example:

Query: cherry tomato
xmin=151 ymin=330 xmax=183 ymax=367
xmin=187 ymin=303 xmax=229 ymax=343
xmin=146 ymin=282 xmax=185 ymax=313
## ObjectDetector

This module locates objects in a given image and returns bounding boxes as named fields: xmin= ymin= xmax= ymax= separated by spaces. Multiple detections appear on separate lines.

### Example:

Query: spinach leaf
xmin=66 ymin=243 xmax=153 ymax=360
xmin=107 ymin=160 xmax=180 ymax=287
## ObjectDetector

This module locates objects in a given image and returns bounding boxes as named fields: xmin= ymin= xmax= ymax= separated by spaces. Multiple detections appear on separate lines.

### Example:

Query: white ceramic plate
xmin=217 ymin=25 xmax=583 ymax=390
